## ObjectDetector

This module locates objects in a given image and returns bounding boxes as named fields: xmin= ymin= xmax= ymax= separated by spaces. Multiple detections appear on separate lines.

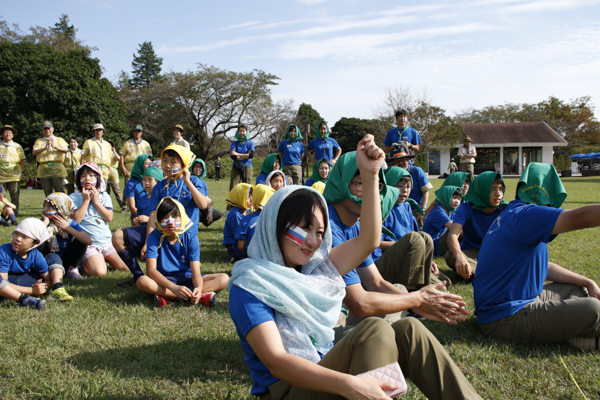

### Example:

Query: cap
xmin=132 ymin=125 xmax=143 ymax=133
xmin=389 ymin=141 xmax=415 ymax=160
xmin=92 ymin=123 xmax=104 ymax=131
xmin=42 ymin=121 xmax=53 ymax=129
xmin=395 ymin=108 xmax=409 ymax=118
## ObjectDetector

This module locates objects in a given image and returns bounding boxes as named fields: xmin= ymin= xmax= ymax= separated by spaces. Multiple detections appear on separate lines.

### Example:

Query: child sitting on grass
xmin=423 ymin=186 xmax=462 ymax=257
xmin=235 ymin=184 xmax=275 ymax=257
xmin=133 ymin=167 xmax=163 ymax=226
xmin=70 ymin=163 xmax=128 ymax=277
xmin=135 ymin=197 xmax=229 ymax=307
xmin=39 ymin=193 xmax=92 ymax=293
xmin=0 ymin=218 xmax=52 ymax=309
xmin=265 ymin=170 xmax=286 ymax=192
xmin=0 ymin=187 xmax=18 ymax=226
xmin=223 ymin=183 xmax=252 ymax=262
xmin=190 ymin=158 xmax=222 ymax=227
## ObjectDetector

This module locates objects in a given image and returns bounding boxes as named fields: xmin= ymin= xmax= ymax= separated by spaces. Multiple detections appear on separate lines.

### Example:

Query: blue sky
xmin=3 ymin=0 xmax=600 ymax=125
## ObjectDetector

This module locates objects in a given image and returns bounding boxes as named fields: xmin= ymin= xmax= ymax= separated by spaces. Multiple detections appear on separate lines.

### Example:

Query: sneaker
xmin=48 ymin=287 xmax=74 ymax=301
xmin=65 ymin=268 xmax=84 ymax=281
xmin=199 ymin=292 xmax=216 ymax=308
xmin=21 ymin=296 xmax=45 ymax=310
xmin=10 ymin=219 xmax=17 ymax=226
xmin=0 ymin=220 xmax=9 ymax=227
xmin=154 ymin=295 xmax=172 ymax=308
xmin=117 ymin=278 xmax=135 ymax=288
xmin=567 ymin=336 xmax=599 ymax=351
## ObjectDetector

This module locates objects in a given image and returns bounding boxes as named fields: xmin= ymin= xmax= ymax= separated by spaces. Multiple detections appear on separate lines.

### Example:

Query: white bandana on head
xmin=14 ymin=218 xmax=50 ymax=252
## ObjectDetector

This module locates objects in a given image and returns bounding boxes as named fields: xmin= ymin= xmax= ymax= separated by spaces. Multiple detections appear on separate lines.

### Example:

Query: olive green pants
xmin=283 ymin=164 xmax=303 ymax=185
xmin=229 ymin=166 xmax=253 ymax=191
xmin=444 ymin=248 xmax=479 ymax=276
xmin=41 ymin=177 xmax=64 ymax=197
xmin=263 ymin=318 xmax=481 ymax=400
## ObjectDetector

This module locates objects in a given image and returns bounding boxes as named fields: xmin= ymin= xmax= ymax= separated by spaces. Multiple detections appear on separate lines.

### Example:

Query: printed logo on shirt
xmin=0 ymin=153 xmax=4 ymax=158
xmin=287 ymin=145 xmax=292 ymax=148
xmin=128 ymin=147 xmax=134 ymax=153
xmin=181 ymin=255 xmax=186 ymax=264
xmin=91 ymin=148 xmax=95 ymax=153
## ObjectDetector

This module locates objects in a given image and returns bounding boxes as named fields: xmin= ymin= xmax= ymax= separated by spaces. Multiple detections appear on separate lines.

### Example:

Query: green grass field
xmin=0 ymin=174 xmax=599 ymax=400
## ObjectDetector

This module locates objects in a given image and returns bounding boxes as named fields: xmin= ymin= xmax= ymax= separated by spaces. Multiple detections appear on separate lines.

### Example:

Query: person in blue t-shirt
xmin=124 ymin=154 xmax=152 ymax=226
xmin=277 ymin=124 xmax=305 ymax=185
xmin=383 ymin=108 xmax=421 ymax=155
xmin=229 ymin=124 xmax=255 ymax=191
xmin=39 ymin=193 xmax=92 ymax=299
xmin=446 ymin=172 xmax=508 ymax=280
xmin=190 ymin=158 xmax=222 ymax=227
xmin=474 ymin=163 xmax=600 ymax=350
xmin=255 ymin=153 xmax=288 ymax=186
xmin=388 ymin=142 xmax=432 ymax=228
xmin=306 ymin=121 xmax=341 ymax=166
xmin=223 ymin=183 xmax=252 ymax=262
xmin=235 ymin=184 xmax=275 ymax=257
xmin=423 ymin=186 xmax=462 ymax=257
xmin=136 ymin=197 xmax=229 ymax=308
xmin=304 ymin=159 xmax=330 ymax=187
xmin=0 ymin=218 xmax=53 ymax=310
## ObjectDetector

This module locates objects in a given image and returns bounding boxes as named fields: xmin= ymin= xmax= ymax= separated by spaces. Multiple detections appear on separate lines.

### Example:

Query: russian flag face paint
xmin=160 ymin=217 xmax=181 ymax=229
xmin=171 ymin=168 xmax=181 ymax=175
xmin=81 ymin=179 xmax=97 ymax=187
xmin=45 ymin=211 xmax=58 ymax=216
xmin=284 ymin=224 xmax=307 ymax=246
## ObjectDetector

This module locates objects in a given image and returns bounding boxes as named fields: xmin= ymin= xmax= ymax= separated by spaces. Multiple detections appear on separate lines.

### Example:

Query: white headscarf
xmin=14 ymin=218 xmax=50 ymax=252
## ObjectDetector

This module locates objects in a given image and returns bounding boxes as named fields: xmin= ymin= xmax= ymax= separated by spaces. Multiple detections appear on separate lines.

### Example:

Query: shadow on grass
xmin=67 ymin=336 xmax=250 ymax=383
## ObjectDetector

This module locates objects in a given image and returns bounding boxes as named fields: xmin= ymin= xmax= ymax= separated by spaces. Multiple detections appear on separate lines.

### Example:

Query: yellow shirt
xmin=108 ymin=152 xmax=121 ymax=184
xmin=63 ymin=148 xmax=82 ymax=184
xmin=82 ymin=138 xmax=112 ymax=179
xmin=0 ymin=141 xmax=25 ymax=183
xmin=120 ymin=139 xmax=153 ymax=172
xmin=33 ymin=136 xmax=68 ymax=179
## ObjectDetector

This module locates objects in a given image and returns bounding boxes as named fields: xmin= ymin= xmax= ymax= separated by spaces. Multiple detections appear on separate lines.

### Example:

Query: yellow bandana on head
xmin=226 ymin=183 xmax=253 ymax=210
xmin=252 ymin=184 xmax=275 ymax=210
xmin=154 ymin=197 xmax=194 ymax=249
xmin=161 ymin=144 xmax=195 ymax=188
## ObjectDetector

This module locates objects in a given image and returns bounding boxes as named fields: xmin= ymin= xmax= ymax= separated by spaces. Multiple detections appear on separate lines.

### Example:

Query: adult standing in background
xmin=81 ymin=123 xmax=112 ymax=182
xmin=170 ymin=124 xmax=190 ymax=150
xmin=229 ymin=124 xmax=254 ymax=191
xmin=107 ymin=140 xmax=126 ymax=213
xmin=214 ymin=157 xmax=221 ymax=182
xmin=120 ymin=125 xmax=152 ymax=181
xmin=384 ymin=108 xmax=421 ymax=155
xmin=277 ymin=124 xmax=304 ymax=185
xmin=306 ymin=121 xmax=342 ymax=166
xmin=32 ymin=121 xmax=68 ymax=196
xmin=458 ymin=136 xmax=477 ymax=176
xmin=0 ymin=125 xmax=25 ymax=214
xmin=63 ymin=137 xmax=82 ymax=195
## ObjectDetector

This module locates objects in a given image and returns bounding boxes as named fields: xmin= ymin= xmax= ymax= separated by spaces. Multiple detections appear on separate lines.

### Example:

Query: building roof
xmin=459 ymin=122 xmax=568 ymax=146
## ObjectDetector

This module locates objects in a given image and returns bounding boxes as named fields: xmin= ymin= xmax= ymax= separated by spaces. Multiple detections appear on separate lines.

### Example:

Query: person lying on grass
xmin=70 ymin=163 xmax=128 ymax=277
xmin=423 ymin=186 xmax=462 ymax=257
xmin=0 ymin=218 xmax=52 ymax=310
xmin=38 ymin=193 xmax=92 ymax=298
xmin=236 ymin=184 xmax=275 ymax=257
xmin=445 ymin=172 xmax=508 ymax=281
xmin=223 ymin=183 xmax=253 ymax=263
xmin=136 ymin=197 xmax=229 ymax=308
xmin=229 ymin=136 xmax=481 ymax=400
xmin=474 ymin=162 xmax=600 ymax=351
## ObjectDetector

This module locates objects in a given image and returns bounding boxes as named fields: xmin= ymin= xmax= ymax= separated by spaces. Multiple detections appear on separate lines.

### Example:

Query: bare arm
xmin=126 ymin=197 xmax=138 ymax=217
xmin=91 ymin=189 xmax=113 ymax=223
xmin=237 ymin=240 xmax=247 ymax=252
xmin=181 ymin=169 xmax=209 ymax=210
xmin=333 ymin=146 xmax=342 ymax=163
xmin=552 ymin=204 xmax=600 ymax=235
xmin=410 ymin=143 xmax=420 ymax=152
xmin=120 ymin=154 xmax=128 ymax=176
xmin=421 ymin=189 xmax=429 ymax=210
xmin=547 ymin=261 xmax=600 ymax=299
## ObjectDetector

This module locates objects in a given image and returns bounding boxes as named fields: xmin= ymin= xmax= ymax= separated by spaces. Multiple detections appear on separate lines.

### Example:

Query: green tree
xmin=296 ymin=103 xmax=323 ymax=139
xmin=0 ymin=42 xmax=128 ymax=151
xmin=330 ymin=117 xmax=379 ymax=152
xmin=130 ymin=41 xmax=163 ymax=89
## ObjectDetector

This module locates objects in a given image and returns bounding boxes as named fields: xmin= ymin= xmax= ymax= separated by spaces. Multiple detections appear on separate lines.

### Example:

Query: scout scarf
xmin=130 ymin=154 xmax=151 ymax=182
xmin=309 ymin=159 xmax=331 ymax=184
xmin=161 ymin=145 xmax=195 ymax=189
xmin=14 ymin=218 xmax=50 ymax=252
xmin=463 ymin=171 xmax=508 ymax=210
xmin=251 ymin=184 xmax=276 ymax=210
xmin=226 ymin=183 xmax=253 ymax=210
xmin=154 ymin=197 xmax=194 ymax=250
xmin=234 ymin=125 xmax=249 ymax=142
xmin=315 ymin=121 xmax=330 ymax=139
xmin=435 ymin=186 xmax=462 ymax=211
xmin=190 ymin=158 xmax=207 ymax=179
xmin=517 ymin=162 xmax=567 ymax=208
xmin=384 ymin=166 xmax=423 ymax=216
xmin=260 ymin=153 xmax=283 ymax=176
xmin=284 ymin=124 xmax=303 ymax=142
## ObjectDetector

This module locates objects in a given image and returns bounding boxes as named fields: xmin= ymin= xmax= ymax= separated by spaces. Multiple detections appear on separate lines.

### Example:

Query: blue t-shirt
xmin=231 ymin=140 xmax=255 ymax=167
xmin=56 ymin=219 xmax=85 ymax=258
xmin=70 ymin=191 xmax=113 ymax=246
xmin=277 ymin=141 xmax=305 ymax=166
xmin=306 ymin=138 xmax=340 ymax=162
xmin=423 ymin=203 xmax=454 ymax=256
xmin=407 ymin=165 xmax=430 ymax=206
xmin=229 ymin=285 xmax=278 ymax=396
xmin=235 ymin=210 xmax=261 ymax=250
xmin=328 ymin=204 xmax=371 ymax=286
xmin=223 ymin=207 xmax=246 ymax=246
xmin=149 ymin=176 xmax=206 ymax=235
xmin=137 ymin=194 xmax=153 ymax=218
xmin=384 ymin=127 xmax=421 ymax=148
xmin=372 ymin=203 xmax=418 ymax=262
xmin=0 ymin=243 xmax=48 ymax=275
xmin=453 ymin=201 xmax=507 ymax=251
xmin=473 ymin=200 xmax=563 ymax=324
xmin=124 ymin=177 xmax=145 ymax=217
xmin=146 ymin=229 xmax=200 ymax=277
xmin=304 ymin=178 xmax=316 ymax=187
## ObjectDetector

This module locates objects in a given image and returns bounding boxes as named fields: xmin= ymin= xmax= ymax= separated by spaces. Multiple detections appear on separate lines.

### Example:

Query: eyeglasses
xmin=351 ymin=181 xmax=384 ymax=192
xmin=395 ymin=184 xmax=412 ymax=191
xmin=490 ymin=186 xmax=506 ymax=194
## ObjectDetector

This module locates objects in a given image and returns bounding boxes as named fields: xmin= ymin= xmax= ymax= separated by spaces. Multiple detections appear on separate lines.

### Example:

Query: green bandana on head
xmin=235 ymin=125 xmax=249 ymax=142
xmin=261 ymin=153 xmax=282 ymax=175
xmin=130 ymin=154 xmax=151 ymax=182
xmin=310 ymin=159 xmax=331 ymax=183
xmin=517 ymin=162 xmax=567 ymax=208
xmin=190 ymin=158 xmax=207 ymax=178
xmin=383 ymin=166 xmax=423 ymax=216
xmin=463 ymin=171 xmax=508 ymax=210
xmin=315 ymin=121 xmax=330 ymax=139
xmin=435 ymin=186 xmax=462 ymax=211
xmin=143 ymin=167 xmax=164 ymax=182
xmin=284 ymin=124 xmax=303 ymax=141
xmin=442 ymin=172 xmax=472 ymax=190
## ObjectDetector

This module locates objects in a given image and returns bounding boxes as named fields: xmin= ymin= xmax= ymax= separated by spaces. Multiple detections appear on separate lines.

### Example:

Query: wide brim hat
xmin=1 ymin=125 xmax=18 ymax=137
xmin=463 ymin=135 xmax=472 ymax=142
xmin=92 ymin=123 xmax=104 ymax=131
xmin=388 ymin=141 xmax=415 ymax=160
xmin=170 ymin=124 xmax=186 ymax=135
